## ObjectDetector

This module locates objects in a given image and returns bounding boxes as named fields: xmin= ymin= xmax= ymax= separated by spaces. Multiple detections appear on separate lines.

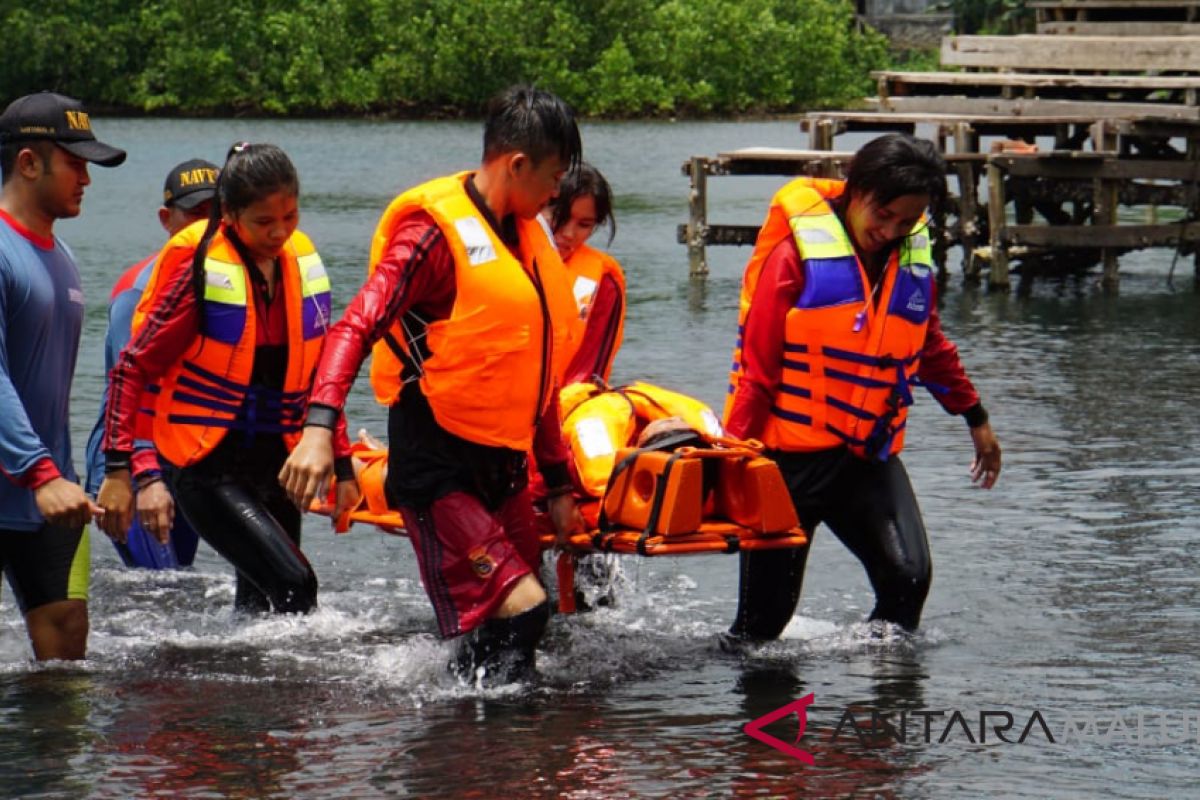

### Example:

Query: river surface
xmin=2 ymin=119 xmax=1198 ymax=799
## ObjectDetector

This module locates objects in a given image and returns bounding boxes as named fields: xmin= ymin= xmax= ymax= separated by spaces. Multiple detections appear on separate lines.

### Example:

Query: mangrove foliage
xmin=0 ymin=0 xmax=890 ymax=117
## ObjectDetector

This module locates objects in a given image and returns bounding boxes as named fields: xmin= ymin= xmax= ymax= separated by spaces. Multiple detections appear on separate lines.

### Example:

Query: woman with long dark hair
xmin=97 ymin=142 xmax=357 ymax=614
xmin=723 ymin=133 xmax=1002 ymax=642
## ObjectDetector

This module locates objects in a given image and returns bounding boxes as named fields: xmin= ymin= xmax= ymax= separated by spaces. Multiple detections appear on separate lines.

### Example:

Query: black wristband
xmin=963 ymin=403 xmax=989 ymax=428
xmin=104 ymin=451 xmax=132 ymax=473
xmin=134 ymin=470 xmax=164 ymax=492
xmin=539 ymin=461 xmax=572 ymax=494
xmin=305 ymin=403 xmax=339 ymax=430
xmin=334 ymin=456 xmax=355 ymax=482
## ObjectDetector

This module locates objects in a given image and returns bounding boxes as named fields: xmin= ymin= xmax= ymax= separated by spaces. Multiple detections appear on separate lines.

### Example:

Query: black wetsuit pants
xmin=164 ymin=436 xmax=317 ymax=614
xmin=730 ymin=449 xmax=931 ymax=638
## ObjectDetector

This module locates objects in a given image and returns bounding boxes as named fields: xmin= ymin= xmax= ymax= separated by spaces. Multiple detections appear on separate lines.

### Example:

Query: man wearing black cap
xmin=84 ymin=158 xmax=217 ymax=571
xmin=0 ymin=91 xmax=124 ymax=660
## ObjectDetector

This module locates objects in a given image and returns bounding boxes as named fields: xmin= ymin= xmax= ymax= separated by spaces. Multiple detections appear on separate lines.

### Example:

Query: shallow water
xmin=2 ymin=119 xmax=1198 ymax=798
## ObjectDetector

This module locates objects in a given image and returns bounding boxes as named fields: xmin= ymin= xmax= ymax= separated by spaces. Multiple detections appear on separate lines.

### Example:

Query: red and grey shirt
xmin=0 ymin=209 xmax=85 ymax=529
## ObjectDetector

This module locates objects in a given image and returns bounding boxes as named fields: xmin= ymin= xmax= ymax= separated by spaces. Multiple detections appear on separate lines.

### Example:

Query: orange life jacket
xmin=366 ymin=173 xmax=577 ymax=451
xmin=131 ymin=223 xmax=332 ymax=467
xmin=725 ymin=178 xmax=934 ymax=460
xmin=561 ymin=242 xmax=626 ymax=384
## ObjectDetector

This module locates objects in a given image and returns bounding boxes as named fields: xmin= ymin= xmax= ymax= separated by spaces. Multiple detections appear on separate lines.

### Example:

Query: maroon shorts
xmin=399 ymin=488 xmax=541 ymax=638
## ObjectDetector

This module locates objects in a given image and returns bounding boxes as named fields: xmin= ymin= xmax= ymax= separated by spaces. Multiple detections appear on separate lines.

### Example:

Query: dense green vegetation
xmin=0 ymin=0 xmax=891 ymax=117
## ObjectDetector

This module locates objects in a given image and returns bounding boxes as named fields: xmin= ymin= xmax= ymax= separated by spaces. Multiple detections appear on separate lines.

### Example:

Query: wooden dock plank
xmin=689 ymin=148 xmax=986 ymax=177
xmin=711 ymin=147 xmax=987 ymax=164
xmin=874 ymin=70 xmax=1200 ymax=92
xmin=1038 ymin=21 xmax=1200 ymax=34
xmin=1027 ymin=0 xmax=1200 ymax=10
xmin=869 ymin=96 xmax=1200 ymax=120
xmin=1004 ymin=222 xmax=1200 ymax=248
xmin=801 ymin=111 xmax=1110 ymax=139
xmin=993 ymin=154 xmax=1200 ymax=180
xmin=941 ymin=35 xmax=1200 ymax=72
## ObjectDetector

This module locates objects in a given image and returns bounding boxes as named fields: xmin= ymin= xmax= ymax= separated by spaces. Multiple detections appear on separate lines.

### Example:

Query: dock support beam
xmin=808 ymin=118 xmax=835 ymax=152
xmin=986 ymin=161 xmax=1010 ymax=290
xmin=1092 ymin=121 xmax=1121 ymax=291
xmin=954 ymin=123 xmax=981 ymax=283
xmin=686 ymin=157 xmax=709 ymax=277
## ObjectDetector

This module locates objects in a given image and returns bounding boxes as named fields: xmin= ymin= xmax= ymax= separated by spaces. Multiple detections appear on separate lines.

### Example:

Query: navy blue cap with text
xmin=163 ymin=158 xmax=219 ymax=209
xmin=0 ymin=91 xmax=126 ymax=167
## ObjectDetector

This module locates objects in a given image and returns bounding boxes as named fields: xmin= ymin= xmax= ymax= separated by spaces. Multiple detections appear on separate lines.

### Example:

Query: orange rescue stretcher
xmin=317 ymin=437 xmax=809 ymax=611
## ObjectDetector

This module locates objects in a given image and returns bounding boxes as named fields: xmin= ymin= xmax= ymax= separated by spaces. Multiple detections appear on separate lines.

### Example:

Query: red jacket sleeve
xmin=724 ymin=238 xmax=802 ymax=440
xmin=916 ymin=282 xmax=981 ymax=415
xmin=12 ymin=457 xmax=62 ymax=490
xmin=102 ymin=254 xmax=200 ymax=456
xmin=130 ymin=447 xmax=161 ymax=479
xmin=306 ymin=212 xmax=455 ymax=415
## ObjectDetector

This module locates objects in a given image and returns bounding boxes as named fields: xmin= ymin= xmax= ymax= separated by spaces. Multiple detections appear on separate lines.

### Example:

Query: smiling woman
xmin=722 ymin=132 xmax=1001 ymax=646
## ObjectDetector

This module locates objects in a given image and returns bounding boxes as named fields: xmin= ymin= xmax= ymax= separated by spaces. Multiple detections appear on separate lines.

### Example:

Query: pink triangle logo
xmin=743 ymin=693 xmax=815 ymax=764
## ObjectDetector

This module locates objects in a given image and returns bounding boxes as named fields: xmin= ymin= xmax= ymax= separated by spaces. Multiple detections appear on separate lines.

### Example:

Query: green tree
xmin=0 ymin=0 xmax=889 ymax=117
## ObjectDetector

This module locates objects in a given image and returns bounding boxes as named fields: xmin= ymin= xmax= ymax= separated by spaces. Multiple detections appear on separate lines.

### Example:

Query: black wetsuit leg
xmin=728 ymin=448 xmax=848 ymax=641
xmin=728 ymin=543 xmax=812 ymax=641
xmin=819 ymin=455 xmax=931 ymax=631
xmin=166 ymin=456 xmax=316 ymax=614
xmin=729 ymin=449 xmax=932 ymax=638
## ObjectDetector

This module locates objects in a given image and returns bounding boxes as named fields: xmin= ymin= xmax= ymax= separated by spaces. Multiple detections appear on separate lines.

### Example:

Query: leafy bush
xmin=0 ymin=0 xmax=888 ymax=116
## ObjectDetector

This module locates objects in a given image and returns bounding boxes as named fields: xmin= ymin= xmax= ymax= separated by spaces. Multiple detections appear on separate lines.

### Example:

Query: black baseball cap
xmin=0 ymin=91 xmax=126 ymax=167
xmin=163 ymin=158 xmax=218 ymax=209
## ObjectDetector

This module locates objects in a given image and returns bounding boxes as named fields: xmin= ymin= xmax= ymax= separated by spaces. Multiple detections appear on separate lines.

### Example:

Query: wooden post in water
xmin=1189 ymin=132 xmax=1200 ymax=288
xmin=809 ymin=118 xmax=834 ymax=152
xmin=1092 ymin=121 xmax=1121 ymax=291
xmin=986 ymin=160 xmax=1010 ymax=289
xmin=954 ymin=122 xmax=981 ymax=283
xmin=686 ymin=156 xmax=709 ymax=277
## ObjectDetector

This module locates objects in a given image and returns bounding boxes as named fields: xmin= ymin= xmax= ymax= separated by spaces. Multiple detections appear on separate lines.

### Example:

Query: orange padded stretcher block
xmin=601 ymin=449 xmax=704 ymax=535
xmin=715 ymin=456 xmax=799 ymax=533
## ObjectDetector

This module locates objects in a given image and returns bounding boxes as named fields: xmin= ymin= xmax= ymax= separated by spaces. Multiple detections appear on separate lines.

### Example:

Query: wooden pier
xmin=681 ymin=2 xmax=1200 ymax=291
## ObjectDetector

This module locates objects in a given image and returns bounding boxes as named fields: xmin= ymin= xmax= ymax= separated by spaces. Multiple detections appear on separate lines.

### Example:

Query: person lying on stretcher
xmin=325 ymin=379 xmax=726 ymax=528
xmin=326 ymin=379 xmax=800 ymax=544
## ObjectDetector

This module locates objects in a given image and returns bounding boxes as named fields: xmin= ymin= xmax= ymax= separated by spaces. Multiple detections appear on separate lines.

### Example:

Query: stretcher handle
xmin=703 ymin=434 xmax=765 ymax=452
xmin=673 ymin=445 xmax=761 ymax=461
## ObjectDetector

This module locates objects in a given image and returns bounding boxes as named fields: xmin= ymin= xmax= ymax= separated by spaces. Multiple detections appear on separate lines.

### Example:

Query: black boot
xmin=452 ymin=600 xmax=550 ymax=686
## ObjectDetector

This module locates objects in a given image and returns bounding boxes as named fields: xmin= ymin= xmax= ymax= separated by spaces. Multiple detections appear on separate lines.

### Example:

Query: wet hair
xmin=844 ymin=133 xmax=947 ymax=212
xmin=547 ymin=162 xmax=616 ymax=245
xmin=192 ymin=142 xmax=299 ymax=300
xmin=0 ymin=139 xmax=55 ymax=184
xmin=482 ymin=84 xmax=582 ymax=171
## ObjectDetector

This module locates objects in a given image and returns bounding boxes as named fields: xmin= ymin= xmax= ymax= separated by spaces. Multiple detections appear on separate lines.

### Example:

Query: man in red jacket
xmin=280 ymin=85 xmax=584 ymax=684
